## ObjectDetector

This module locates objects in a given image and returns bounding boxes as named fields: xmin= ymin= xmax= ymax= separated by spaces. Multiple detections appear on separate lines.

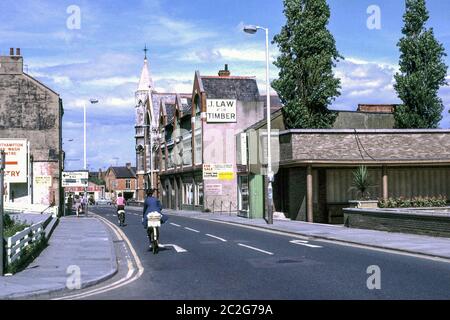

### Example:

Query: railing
xmin=3 ymin=214 xmax=58 ymax=268
xmin=206 ymin=200 xmax=239 ymax=216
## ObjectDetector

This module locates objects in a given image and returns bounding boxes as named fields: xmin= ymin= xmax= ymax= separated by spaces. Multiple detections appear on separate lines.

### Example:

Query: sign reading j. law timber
xmin=62 ymin=171 xmax=89 ymax=187
xmin=0 ymin=139 xmax=28 ymax=183
xmin=206 ymin=99 xmax=237 ymax=123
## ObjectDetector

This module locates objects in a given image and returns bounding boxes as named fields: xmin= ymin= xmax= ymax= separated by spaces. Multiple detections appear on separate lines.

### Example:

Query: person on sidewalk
xmin=74 ymin=195 xmax=82 ymax=217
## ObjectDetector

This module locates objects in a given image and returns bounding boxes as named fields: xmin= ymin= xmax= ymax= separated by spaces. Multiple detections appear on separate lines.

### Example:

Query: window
xmin=126 ymin=180 xmax=131 ymax=190
xmin=183 ymin=183 xmax=194 ymax=205
xmin=238 ymin=175 xmax=249 ymax=211
xmin=195 ymin=183 xmax=204 ymax=206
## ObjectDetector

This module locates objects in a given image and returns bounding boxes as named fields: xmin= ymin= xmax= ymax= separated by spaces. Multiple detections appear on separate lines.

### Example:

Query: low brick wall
xmin=343 ymin=208 xmax=450 ymax=238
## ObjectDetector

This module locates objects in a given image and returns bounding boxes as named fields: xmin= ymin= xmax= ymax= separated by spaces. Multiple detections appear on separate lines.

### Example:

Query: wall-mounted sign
xmin=205 ymin=184 xmax=223 ymax=196
xmin=34 ymin=176 xmax=52 ymax=187
xmin=206 ymin=99 xmax=237 ymax=123
xmin=203 ymin=164 xmax=234 ymax=180
xmin=0 ymin=139 xmax=28 ymax=183
xmin=62 ymin=171 xmax=88 ymax=187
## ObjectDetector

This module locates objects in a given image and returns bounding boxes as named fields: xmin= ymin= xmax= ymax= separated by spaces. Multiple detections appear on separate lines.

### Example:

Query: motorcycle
xmin=147 ymin=211 xmax=162 ymax=254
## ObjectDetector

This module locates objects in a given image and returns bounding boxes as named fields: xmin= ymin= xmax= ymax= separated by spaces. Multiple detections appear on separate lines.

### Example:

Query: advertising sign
xmin=0 ymin=139 xmax=28 ymax=183
xmin=205 ymin=184 xmax=223 ymax=196
xmin=34 ymin=176 xmax=52 ymax=187
xmin=62 ymin=171 xmax=89 ymax=187
xmin=203 ymin=164 xmax=234 ymax=180
xmin=206 ymin=99 xmax=237 ymax=123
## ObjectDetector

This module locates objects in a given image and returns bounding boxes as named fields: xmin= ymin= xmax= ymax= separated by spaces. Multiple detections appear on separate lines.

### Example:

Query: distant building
xmin=104 ymin=163 xmax=137 ymax=200
xmin=0 ymin=48 xmax=63 ymax=213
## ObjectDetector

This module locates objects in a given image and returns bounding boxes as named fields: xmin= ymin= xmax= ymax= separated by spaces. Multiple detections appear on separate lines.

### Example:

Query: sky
xmin=0 ymin=0 xmax=449 ymax=172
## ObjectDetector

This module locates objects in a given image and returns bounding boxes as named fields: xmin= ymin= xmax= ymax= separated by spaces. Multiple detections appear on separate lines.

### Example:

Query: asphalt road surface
xmin=86 ymin=206 xmax=450 ymax=300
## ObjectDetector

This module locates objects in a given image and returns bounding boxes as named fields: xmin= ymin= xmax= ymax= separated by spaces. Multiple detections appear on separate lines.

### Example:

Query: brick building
xmin=104 ymin=163 xmax=137 ymax=200
xmin=0 ymin=48 xmax=63 ymax=212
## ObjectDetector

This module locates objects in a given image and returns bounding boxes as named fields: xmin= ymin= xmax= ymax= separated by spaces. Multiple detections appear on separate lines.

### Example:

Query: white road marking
xmin=206 ymin=234 xmax=227 ymax=242
xmin=159 ymin=244 xmax=188 ymax=253
xmin=170 ymin=223 xmax=181 ymax=227
xmin=185 ymin=227 xmax=200 ymax=233
xmin=290 ymin=240 xmax=323 ymax=248
xmin=238 ymin=243 xmax=274 ymax=255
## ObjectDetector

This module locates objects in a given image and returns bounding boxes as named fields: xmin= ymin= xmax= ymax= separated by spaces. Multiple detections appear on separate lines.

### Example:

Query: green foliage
xmin=272 ymin=0 xmax=342 ymax=129
xmin=3 ymin=214 xmax=30 ymax=238
xmin=349 ymin=166 xmax=373 ymax=200
xmin=378 ymin=195 xmax=447 ymax=208
xmin=5 ymin=237 xmax=48 ymax=274
xmin=394 ymin=0 xmax=448 ymax=128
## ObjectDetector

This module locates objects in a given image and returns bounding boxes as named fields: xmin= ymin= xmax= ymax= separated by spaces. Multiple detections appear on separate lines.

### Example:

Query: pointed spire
xmin=137 ymin=45 xmax=154 ymax=92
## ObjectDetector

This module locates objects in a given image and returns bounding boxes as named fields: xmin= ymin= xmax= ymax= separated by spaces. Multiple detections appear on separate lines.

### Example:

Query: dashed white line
xmin=170 ymin=223 xmax=181 ymax=227
xmin=238 ymin=243 xmax=274 ymax=255
xmin=206 ymin=234 xmax=227 ymax=242
xmin=185 ymin=227 xmax=200 ymax=233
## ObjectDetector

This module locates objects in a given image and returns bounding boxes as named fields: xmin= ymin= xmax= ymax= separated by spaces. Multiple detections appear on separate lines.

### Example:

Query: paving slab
xmin=0 ymin=216 xmax=117 ymax=300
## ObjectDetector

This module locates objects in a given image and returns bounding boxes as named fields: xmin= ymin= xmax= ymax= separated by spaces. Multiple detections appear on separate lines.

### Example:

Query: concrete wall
xmin=344 ymin=208 xmax=450 ymax=238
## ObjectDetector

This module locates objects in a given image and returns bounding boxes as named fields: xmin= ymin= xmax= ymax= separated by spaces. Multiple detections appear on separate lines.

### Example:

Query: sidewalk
xmin=159 ymin=208 xmax=450 ymax=261
xmin=0 ymin=216 xmax=117 ymax=299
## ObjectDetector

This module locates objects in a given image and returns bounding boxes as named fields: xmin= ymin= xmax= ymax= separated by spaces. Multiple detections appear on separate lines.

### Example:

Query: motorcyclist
xmin=116 ymin=193 xmax=126 ymax=225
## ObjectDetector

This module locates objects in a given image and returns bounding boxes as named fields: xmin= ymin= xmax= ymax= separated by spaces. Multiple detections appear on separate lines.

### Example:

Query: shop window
xmin=183 ymin=183 xmax=194 ymax=205
xmin=195 ymin=183 xmax=204 ymax=206
xmin=238 ymin=175 xmax=249 ymax=211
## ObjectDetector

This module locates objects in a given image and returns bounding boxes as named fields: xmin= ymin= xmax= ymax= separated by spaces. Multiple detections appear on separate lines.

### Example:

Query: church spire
xmin=137 ymin=45 xmax=154 ymax=92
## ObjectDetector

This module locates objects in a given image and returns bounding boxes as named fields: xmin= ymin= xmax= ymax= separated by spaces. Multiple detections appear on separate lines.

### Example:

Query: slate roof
xmin=279 ymin=130 xmax=450 ymax=164
xmin=180 ymin=97 xmax=192 ymax=116
xmin=110 ymin=166 xmax=137 ymax=179
xmin=260 ymin=94 xmax=283 ymax=112
xmin=200 ymin=76 xmax=260 ymax=102
xmin=165 ymin=103 xmax=176 ymax=124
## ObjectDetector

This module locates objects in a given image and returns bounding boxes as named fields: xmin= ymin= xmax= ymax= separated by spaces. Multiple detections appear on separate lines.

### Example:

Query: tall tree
xmin=272 ymin=0 xmax=342 ymax=129
xmin=394 ymin=0 xmax=448 ymax=128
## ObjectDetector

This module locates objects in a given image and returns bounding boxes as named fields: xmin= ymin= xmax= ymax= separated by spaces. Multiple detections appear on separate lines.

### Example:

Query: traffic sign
xmin=62 ymin=171 xmax=88 ymax=187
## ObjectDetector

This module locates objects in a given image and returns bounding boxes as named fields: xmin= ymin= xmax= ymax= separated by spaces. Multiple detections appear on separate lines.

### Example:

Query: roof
xmin=200 ymin=76 xmax=260 ymax=102
xmin=165 ymin=103 xmax=176 ymax=123
xmin=110 ymin=166 xmax=137 ymax=179
xmin=279 ymin=129 xmax=450 ymax=164
xmin=260 ymin=94 xmax=283 ymax=112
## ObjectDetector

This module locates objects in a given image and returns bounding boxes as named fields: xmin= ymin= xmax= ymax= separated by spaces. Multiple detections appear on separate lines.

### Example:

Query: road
xmin=82 ymin=206 xmax=450 ymax=300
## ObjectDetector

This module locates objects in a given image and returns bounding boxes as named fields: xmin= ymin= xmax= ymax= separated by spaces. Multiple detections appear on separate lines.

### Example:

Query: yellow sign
xmin=218 ymin=172 xmax=234 ymax=181
xmin=34 ymin=176 xmax=52 ymax=187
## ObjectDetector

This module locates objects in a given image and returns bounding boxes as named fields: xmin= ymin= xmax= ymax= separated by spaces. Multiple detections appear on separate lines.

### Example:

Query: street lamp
xmin=244 ymin=24 xmax=274 ymax=225
xmin=84 ymin=98 xmax=99 ymax=216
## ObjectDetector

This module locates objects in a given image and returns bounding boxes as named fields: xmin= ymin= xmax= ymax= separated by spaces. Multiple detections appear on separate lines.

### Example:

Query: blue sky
xmin=1 ymin=0 xmax=449 ymax=172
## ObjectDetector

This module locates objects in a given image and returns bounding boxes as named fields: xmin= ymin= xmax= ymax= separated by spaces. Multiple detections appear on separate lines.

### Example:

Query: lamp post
xmin=0 ymin=150 xmax=5 ymax=276
xmin=244 ymin=24 xmax=273 ymax=225
xmin=84 ymin=98 xmax=99 ymax=217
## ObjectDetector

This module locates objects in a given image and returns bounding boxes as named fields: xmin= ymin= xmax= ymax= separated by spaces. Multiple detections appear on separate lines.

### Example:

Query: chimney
xmin=218 ymin=64 xmax=231 ymax=77
xmin=16 ymin=48 xmax=21 ymax=56
xmin=9 ymin=48 xmax=14 ymax=56
xmin=126 ymin=163 xmax=131 ymax=170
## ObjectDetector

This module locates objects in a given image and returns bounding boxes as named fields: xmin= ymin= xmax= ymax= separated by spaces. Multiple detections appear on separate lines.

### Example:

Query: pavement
xmin=146 ymin=208 xmax=450 ymax=261
xmin=0 ymin=215 xmax=117 ymax=300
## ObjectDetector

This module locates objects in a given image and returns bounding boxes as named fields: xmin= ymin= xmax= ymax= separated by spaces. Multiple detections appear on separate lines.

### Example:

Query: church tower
xmin=135 ymin=46 xmax=155 ymax=201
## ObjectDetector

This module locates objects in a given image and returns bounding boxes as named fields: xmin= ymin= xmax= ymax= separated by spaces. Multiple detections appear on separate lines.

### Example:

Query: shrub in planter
xmin=349 ymin=166 xmax=375 ymax=200
xmin=378 ymin=196 xmax=448 ymax=208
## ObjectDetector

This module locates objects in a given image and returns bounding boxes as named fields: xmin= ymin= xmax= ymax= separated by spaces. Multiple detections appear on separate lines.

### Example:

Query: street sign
xmin=62 ymin=171 xmax=88 ymax=187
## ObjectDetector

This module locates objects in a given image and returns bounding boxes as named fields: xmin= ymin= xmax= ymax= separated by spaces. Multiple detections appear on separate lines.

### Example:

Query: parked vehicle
xmin=96 ymin=198 xmax=112 ymax=206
